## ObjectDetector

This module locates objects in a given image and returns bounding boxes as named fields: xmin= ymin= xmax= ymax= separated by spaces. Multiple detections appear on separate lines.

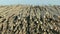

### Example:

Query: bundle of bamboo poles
xmin=0 ymin=5 xmax=60 ymax=34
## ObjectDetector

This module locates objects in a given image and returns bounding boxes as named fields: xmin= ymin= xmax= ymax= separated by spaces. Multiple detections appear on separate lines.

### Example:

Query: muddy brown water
xmin=0 ymin=5 xmax=60 ymax=34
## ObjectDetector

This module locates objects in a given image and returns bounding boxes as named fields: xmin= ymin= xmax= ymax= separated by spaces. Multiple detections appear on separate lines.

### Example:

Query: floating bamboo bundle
xmin=0 ymin=5 xmax=60 ymax=34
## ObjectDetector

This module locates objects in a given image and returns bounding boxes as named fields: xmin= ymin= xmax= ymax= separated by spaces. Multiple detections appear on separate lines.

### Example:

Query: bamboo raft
xmin=0 ymin=5 xmax=60 ymax=34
